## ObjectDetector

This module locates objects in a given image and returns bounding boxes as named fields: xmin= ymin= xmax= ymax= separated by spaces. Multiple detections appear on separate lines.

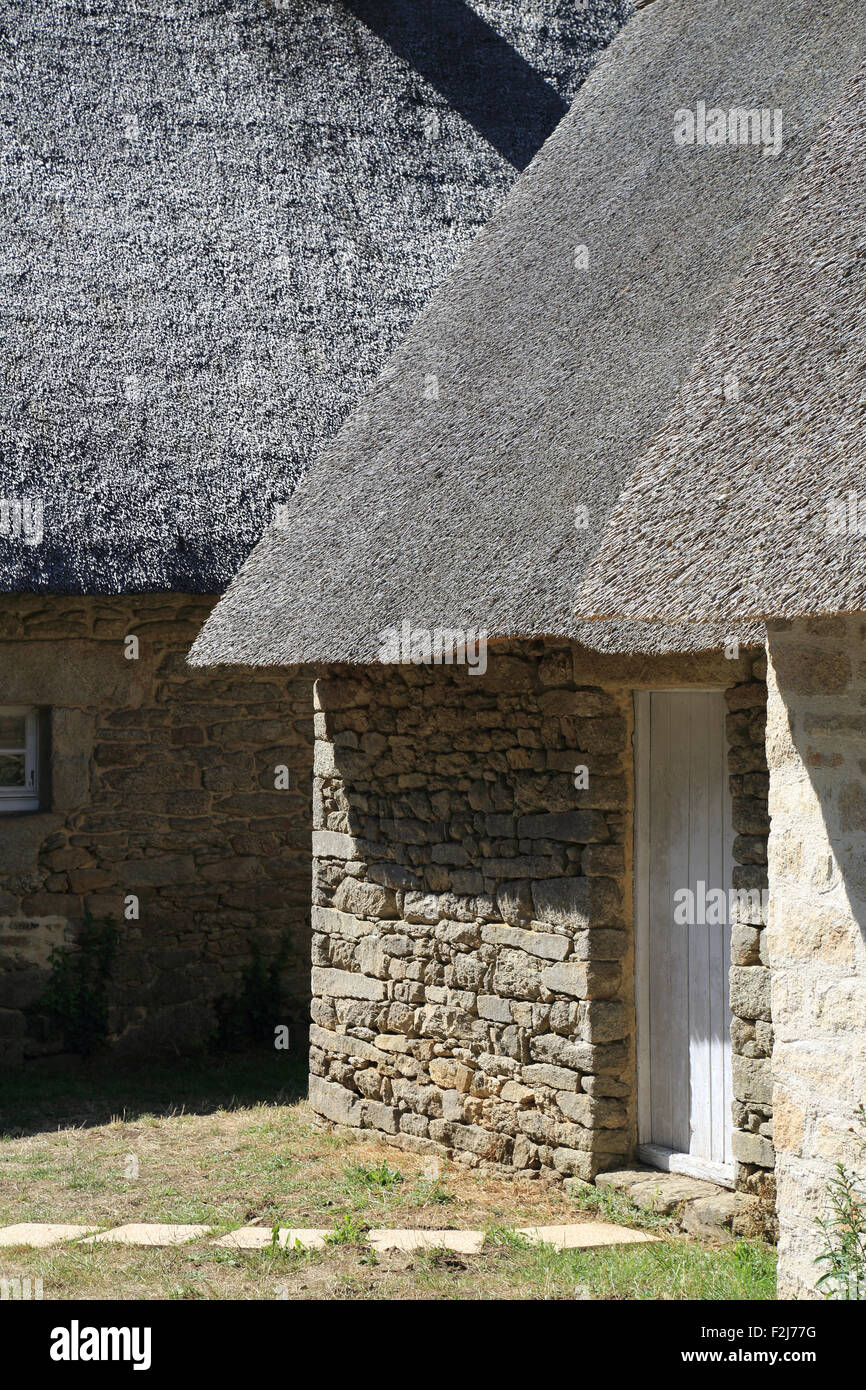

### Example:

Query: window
xmin=0 ymin=706 xmax=40 ymax=813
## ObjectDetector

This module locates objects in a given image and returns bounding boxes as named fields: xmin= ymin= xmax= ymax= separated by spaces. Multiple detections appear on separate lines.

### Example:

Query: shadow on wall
xmin=308 ymin=643 xmax=637 ymax=1179
xmin=0 ymin=598 xmax=315 ymax=1068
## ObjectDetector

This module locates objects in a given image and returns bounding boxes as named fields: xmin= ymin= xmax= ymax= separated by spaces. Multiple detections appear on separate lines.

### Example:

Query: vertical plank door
xmin=634 ymin=690 xmax=734 ymax=1184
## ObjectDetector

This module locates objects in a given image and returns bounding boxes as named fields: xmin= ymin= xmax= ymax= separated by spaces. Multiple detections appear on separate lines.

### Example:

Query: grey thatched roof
xmin=191 ymin=0 xmax=866 ymax=668
xmin=0 ymin=0 xmax=626 ymax=593
xmin=575 ymin=63 xmax=866 ymax=627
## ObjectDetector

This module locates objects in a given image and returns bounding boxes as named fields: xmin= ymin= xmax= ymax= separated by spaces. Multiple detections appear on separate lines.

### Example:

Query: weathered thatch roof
xmin=575 ymin=63 xmax=866 ymax=626
xmin=191 ymin=0 xmax=865 ymax=668
xmin=0 ymin=0 xmax=626 ymax=593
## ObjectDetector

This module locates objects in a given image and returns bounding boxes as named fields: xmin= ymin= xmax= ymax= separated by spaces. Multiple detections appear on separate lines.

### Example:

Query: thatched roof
xmin=191 ymin=0 xmax=865 ymax=668
xmin=0 ymin=0 xmax=626 ymax=594
xmin=575 ymin=63 xmax=866 ymax=627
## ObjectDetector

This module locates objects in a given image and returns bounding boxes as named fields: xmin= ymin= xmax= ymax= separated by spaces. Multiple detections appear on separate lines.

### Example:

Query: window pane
xmin=0 ymin=753 xmax=26 ymax=787
xmin=0 ymin=714 xmax=26 ymax=747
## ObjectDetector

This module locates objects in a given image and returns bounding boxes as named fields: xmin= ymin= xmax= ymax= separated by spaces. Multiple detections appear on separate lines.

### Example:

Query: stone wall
xmin=309 ymin=642 xmax=634 ymax=1179
xmin=766 ymin=615 xmax=866 ymax=1298
xmin=0 ymin=596 xmax=313 ymax=1060
xmin=308 ymin=639 xmax=764 ymax=1183
xmin=726 ymin=654 xmax=775 ymax=1198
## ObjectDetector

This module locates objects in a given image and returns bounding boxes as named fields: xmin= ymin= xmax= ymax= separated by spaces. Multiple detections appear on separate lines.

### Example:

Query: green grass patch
xmin=406 ymin=1177 xmax=455 ymax=1208
xmin=343 ymin=1160 xmax=404 ymax=1192
xmin=324 ymin=1213 xmax=371 ymax=1247
xmin=496 ymin=1234 xmax=775 ymax=1300
xmin=0 ymin=1053 xmax=777 ymax=1300
xmin=567 ymin=1181 xmax=671 ymax=1233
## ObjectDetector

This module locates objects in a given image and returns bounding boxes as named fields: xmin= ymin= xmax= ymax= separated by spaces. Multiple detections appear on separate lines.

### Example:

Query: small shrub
xmin=344 ymin=1160 xmax=404 ymax=1192
xmin=213 ymin=934 xmax=292 ymax=1051
xmin=265 ymin=1226 xmax=313 ymax=1261
xmin=325 ymin=1214 xmax=370 ymax=1246
xmin=41 ymin=914 xmax=118 ymax=1056
xmin=484 ymin=1224 xmax=532 ymax=1249
xmin=816 ymin=1104 xmax=866 ymax=1299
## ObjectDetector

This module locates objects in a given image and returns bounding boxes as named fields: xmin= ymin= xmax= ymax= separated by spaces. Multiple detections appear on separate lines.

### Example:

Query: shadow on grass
xmin=0 ymin=1049 xmax=308 ymax=1139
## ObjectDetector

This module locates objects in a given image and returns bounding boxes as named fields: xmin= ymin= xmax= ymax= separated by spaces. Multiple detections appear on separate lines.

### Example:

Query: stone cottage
xmin=192 ymin=0 xmax=866 ymax=1297
xmin=0 ymin=0 xmax=623 ymax=1058
xmin=574 ymin=63 xmax=866 ymax=1297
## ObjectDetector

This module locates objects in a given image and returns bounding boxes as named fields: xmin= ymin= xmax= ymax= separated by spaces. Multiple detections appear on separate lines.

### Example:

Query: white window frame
xmin=0 ymin=705 xmax=40 ymax=813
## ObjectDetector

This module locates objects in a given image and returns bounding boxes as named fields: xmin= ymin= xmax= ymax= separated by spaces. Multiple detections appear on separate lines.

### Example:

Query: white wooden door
xmin=634 ymin=691 xmax=734 ymax=1185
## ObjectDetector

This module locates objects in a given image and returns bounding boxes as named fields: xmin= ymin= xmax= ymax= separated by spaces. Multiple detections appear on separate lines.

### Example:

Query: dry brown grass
xmin=0 ymin=1053 xmax=776 ymax=1300
xmin=0 ymin=1103 xmax=596 ymax=1232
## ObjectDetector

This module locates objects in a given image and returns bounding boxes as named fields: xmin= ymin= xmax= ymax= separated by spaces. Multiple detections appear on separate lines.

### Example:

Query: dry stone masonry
xmin=309 ymin=642 xmax=634 ymax=1181
xmin=766 ymin=615 xmax=866 ymax=1297
xmin=0 ymin=596 xmax=313 ymax=1060
xmin=726 ymin=653 xmax=775 ymax=1199
xmin=309 ymin=640 xmax=770 ymax=1186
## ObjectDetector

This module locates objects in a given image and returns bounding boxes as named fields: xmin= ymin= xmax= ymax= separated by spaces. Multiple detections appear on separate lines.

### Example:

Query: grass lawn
xmin=0 ymin=1051 xmax=776 ymax=1301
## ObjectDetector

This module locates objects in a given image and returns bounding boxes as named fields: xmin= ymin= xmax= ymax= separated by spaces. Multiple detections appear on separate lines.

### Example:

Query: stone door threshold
xmin=636 ymin=1143 xmax=735 ymax=1189
xmin=579 ymin=1167 xmax=763 ymax=1240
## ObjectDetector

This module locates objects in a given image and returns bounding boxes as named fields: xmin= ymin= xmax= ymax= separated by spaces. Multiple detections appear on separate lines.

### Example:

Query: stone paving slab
xmin=1 ymin=1218 xmax=660 ymax=1257
xmin=368 ymin=1228 xmax=486 ymax=1254
xmin=596 ymin=1168 xmax=722 ymax=1212
xmin=83 ymin=1224 xmax=212 ymax=1247
xmin=625 ymin=1178 xmax=722 ymax=1215
xmin=594 ymin=1168 xmax=658 ymax=1194
xmin=516 ymin=1222 xmax=659 ymax=1250
xmin=592 ymin=1166 xmax=750 ymax=1235
xmin=0 ymin=1223 xmax=101 ymax=1248
xmin=212 ymin=1227 xmax=329 ymax=1251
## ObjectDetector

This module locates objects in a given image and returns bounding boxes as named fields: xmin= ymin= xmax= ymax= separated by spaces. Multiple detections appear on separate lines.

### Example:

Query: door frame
xmin=633 ymin=689 xmax=735 ymax=1189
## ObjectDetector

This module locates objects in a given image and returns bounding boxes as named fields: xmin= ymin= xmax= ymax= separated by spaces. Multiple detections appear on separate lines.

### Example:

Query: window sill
xmin=0 ymin=801 xmax=41 ymax=816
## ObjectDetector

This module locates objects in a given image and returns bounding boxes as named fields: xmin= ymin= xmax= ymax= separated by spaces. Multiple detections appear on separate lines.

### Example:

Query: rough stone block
xmin=542 ymin=961 xmax=620 ymax=1000
xmin=312 ymin=830 xmax=358 ymax=860
xmin=492 ymin=949 xmax=544 ymax=1000
xmin=481 ymin=921 xmax=569 ymax=960
xmin=731 ymin=924 xmax=761 ymax=965
xmin=332 ymin=878 xmax=399 ymax=920
xmin=551 ymin=1148 xmax=597 ymax=1179
xmin=118 ymin=856 xmax=196 ymax=886
xmin=627 ymin=1175 xmax=720 ymax=1215
xmin=680 ymin=1194 xmax=740 ymax=1240
xmin=360 ymin=1098 xmax=400 ymax=1134
xmin=732 ymin=1054 xmax=773 ymax=1105
xmin=731 ymin=1129 xmax=774 ymax=1168
xmin=729 ymin=965 xmax=771 ymax=1021
xmin=556 ymin=1092 xmax=625 ymax=1128
xmin=523 ymin=1063 xmax=580 ymax=1092
xmin=308 ymin=1074 xmax=363 ymax=1126
xmin=771 ymin=644 xmax=851 ymax=696
xmin=594 ymin=1168 xmax=656 ymax=1195
xmin=516 ymin=811 xmax=608 ymax=843
xmin=577 ymin=1000 xmax=628 ymax=1043
xmin=311 ymin=967 xmax=385 ymax=1001
xmin=477 ymin=995 xmax=513 ymax=1023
